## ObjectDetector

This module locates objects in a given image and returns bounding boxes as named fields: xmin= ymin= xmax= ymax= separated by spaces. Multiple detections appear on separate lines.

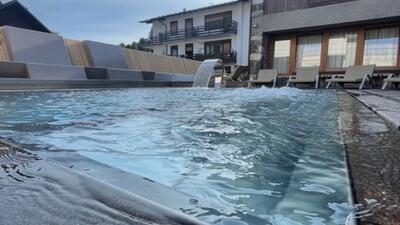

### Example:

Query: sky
xmin=18 ymin=0 xmax=233 ymax=45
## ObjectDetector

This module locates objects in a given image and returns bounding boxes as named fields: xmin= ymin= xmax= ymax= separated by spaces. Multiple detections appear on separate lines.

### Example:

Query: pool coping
xmin=0 ymin=78 xmax=193 ymax=90
xmin=337 ymin=90 xmax=400 ymax=224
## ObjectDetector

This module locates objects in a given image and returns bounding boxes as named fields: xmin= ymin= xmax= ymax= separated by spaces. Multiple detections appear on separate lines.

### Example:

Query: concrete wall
xmin=2 ymin=26 xmax=72 ymax=65
xmin=0 ymin=26 xmax=199 ymax=81
xmin=254 ymin=0 xmax=400 ymax=33
xmin=124 ymin=48 xmax=200 ymax=75
xmin=84 ymin=40 xmax=129 ymax=69
xmin=154 ymin=72 xmax=195 ymax=82
xmin=147 ymin=1 xmax=251 ymax=66
xmin=26 ymin=63 xmax=87 ymax=80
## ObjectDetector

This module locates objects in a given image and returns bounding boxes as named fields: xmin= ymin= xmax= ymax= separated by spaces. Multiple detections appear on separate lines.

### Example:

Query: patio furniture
xmin=248 ymin=69 xmax=278 ymax=88
xmin=224 ymin=65 xmax=248 ymax=81
xmin=382 ymin=74 xmax=400 ymax=90
xmin=325 ymin=65 xmax=375 ymax=90
xmin=287 ymin=67 xmax=320 ymax=89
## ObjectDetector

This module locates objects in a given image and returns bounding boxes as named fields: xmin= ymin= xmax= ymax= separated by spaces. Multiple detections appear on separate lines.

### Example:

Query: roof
xmin=0 ymin=0 xmax=50 ymax=33
xmin=140 ymin=0 xmax=248 ymax=24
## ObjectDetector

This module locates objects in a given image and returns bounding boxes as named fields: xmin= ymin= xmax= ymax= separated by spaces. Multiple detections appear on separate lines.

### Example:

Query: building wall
xmin=147 ymin=1 xmax=251 ymax=66
xmin=250 ymin=0 xmax=400 ymax=75
xmin=263 ymin=0 xmax=356 ymax=14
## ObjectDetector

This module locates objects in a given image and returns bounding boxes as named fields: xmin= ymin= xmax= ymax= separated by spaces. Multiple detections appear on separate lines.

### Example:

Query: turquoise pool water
xmin=0 ymin=88 xmax=353 ymax=225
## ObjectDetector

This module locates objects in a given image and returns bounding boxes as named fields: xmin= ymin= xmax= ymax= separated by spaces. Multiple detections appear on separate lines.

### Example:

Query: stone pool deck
xmin=339 ymin=90 xmax=400 ymax=224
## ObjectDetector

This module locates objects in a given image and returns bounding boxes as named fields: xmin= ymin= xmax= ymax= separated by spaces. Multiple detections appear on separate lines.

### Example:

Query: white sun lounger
xmin=326 ymin=65 xmax=375 ymax=90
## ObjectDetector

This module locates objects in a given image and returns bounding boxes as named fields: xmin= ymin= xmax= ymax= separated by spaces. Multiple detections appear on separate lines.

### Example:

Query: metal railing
xmin=143 ymin=20 xmax=238 ymax=45
xmin=193 ymin=51 xmax=237 ymax=64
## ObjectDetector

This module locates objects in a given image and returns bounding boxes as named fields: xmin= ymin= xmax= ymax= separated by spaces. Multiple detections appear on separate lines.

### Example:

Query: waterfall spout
xmin=193 ymin=59 xmax=224 ymax=88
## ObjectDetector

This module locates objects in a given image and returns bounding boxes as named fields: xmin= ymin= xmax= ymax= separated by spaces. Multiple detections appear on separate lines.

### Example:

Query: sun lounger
xmin=224 ymin=65 xmax=248 ymax=81
xmin=287 ymin=67 xmax=320 ymax=88
xmin=382 ymin=74 xmax=400 ymax=90
xmin=326 ymin=65 xmax=375 ymax=90
xmin=248 ymin=69 xmax=278 ymax=88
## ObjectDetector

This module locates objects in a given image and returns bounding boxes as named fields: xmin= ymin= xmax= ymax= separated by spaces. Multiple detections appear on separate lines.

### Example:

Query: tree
xmin=120 ymin=38 xmax=153 ymax=53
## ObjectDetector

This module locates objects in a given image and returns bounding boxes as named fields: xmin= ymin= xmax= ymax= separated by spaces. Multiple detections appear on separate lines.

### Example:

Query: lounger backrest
xmin=257 ymin=69 xmax=277 ymax=82
xmin=344 ymin=65 xmax=375 ymax=80
xmin=296 ymin=67 xmax=320 ymax=81
xmin=231 ymin=65 xmax=248 ymax=80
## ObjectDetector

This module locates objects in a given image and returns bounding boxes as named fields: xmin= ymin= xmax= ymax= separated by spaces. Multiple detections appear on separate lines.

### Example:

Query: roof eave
xmin=0 ymin=0 xmax=52 ymax=33
xmin=139 ymin=0 xmax=248 ymax=24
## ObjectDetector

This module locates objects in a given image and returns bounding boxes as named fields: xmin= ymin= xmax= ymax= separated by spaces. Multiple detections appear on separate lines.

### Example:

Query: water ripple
xmin=0 ymin=88 xmax=352 ymax=225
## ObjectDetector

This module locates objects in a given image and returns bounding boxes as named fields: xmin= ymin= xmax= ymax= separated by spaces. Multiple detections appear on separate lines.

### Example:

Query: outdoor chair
xmin=287 ymin=67 xmax=320 ymax=89
xmin=224 ymin=65 xmax=248 ymax=82
xmin=248 ymin=69 xmax=278 ymax=88
xmin=382 ymin=74 xmax=400 ymax=90
xmin=325 ymin=65 xmax=375 ymax=90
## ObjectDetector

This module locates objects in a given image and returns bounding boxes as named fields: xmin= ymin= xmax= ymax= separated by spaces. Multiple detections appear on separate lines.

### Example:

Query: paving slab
xmin=347 ymin=90 xmax=400 ymax=130
xmin=363 ymin=90 xmax=400 ymax=103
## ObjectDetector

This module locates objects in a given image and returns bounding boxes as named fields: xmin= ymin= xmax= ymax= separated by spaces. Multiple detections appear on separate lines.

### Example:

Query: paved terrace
xmin=346 ymin=90 xmax=400 ymax=130
xmin=338 ymin=90 xmax=400 ymax=224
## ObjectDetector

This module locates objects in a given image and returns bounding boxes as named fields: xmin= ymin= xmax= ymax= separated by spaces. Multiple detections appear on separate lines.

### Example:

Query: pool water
xmin=0 ymin=88 xmax=353 ymax=225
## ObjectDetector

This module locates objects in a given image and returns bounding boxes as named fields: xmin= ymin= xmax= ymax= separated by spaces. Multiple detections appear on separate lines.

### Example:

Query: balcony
xmin=192 ymin=51 xmax=237 ymax=64
xmin=143 ymin=20 xmax=238 ymax=46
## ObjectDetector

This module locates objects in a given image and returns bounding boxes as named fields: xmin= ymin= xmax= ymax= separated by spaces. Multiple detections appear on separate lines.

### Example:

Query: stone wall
xmin=249 ymin=0 xmax=264 ymax=76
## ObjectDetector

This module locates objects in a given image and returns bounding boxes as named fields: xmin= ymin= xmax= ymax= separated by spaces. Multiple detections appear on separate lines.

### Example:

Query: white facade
xmin=142 ymin=0 xmax=251 ymax=67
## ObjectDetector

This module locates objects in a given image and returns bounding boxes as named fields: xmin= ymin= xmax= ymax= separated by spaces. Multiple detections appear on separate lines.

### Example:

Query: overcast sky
xmin=18 ymin=0 xmax=232 ymax=45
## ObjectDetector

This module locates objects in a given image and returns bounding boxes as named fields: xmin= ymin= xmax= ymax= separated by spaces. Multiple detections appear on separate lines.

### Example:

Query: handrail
xmin=144 ymin=21 xmax=238 ymax=45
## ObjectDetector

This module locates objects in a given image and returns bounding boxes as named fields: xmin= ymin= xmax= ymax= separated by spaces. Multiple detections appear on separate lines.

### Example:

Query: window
xmin=205 ymin=11 xmax=232 ymax=30
xmin=185 ymin=18 xmax=193 ymax=30
xmin=205 ymin=40 xmax=231 ymax=56
xmin=296 ymin=35 xmax=322 ymax=68
xmin=363 ymin=27 xmax=399 ymax=67
xmin=170 ymin=45 xmax=178 ymax=57
xmin=273 ymin=40 xmax=291 ymax=74
xmin=327 ymin=32 xmax=357 ymax=68
xmin=170 ymin=21 xmax=178 ymax=35
xmin=267 ymin=25 xmax=400 ymax=74
xmin=185 ymin=18 xmax=193 ymax=37
xmin=185 ymin=43 xmax=193 ymax=59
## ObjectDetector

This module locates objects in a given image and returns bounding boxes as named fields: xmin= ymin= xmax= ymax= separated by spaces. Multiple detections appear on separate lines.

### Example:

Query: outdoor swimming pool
xmin=0 ymin=88 xmax=353 ymax=225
